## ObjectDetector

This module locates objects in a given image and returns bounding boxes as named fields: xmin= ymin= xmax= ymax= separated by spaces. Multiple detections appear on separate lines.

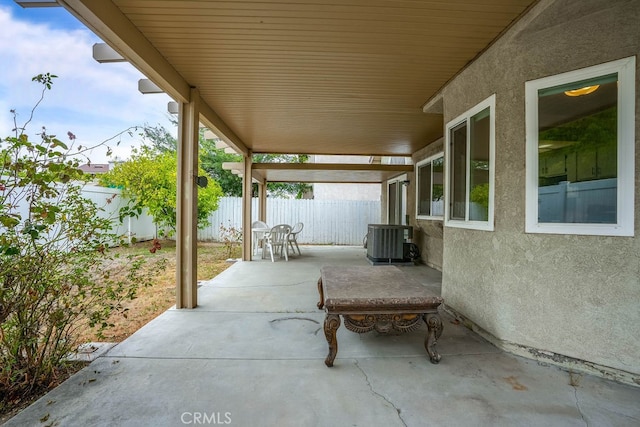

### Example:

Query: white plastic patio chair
xmin=262 ymin=224 xmax=292 ymax=262
xmin=287 ymin=222 xmax=304 ymax=256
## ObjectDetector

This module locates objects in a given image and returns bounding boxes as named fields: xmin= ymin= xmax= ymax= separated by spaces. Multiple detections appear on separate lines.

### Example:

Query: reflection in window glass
xmin=417 ymin=155 xmax=444 ymax=218
xmin=418 ymin=162 xmax=432 ymax=216
xmin=537 ymin=74 xmax=617 ymax=224
xmin=450 ymin=123 xmax=467 ymax=220
xmin=469 ymin=109 xmax=490 ymax=221
xmin=432 ymin=157 xmax=444 ymax=216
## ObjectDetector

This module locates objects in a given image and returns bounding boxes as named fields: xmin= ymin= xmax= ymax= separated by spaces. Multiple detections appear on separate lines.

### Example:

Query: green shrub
xmin=0 ymin=74 xmax=160 ymax=408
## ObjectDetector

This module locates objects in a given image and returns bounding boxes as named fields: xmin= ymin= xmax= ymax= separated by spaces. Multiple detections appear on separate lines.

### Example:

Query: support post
xmin=176 ymin=87 xmax=199 ymax=308
xmin=242 ymin=154 xmax=253 ymax=261
xmin=259 ymin=181 xmax=267 ymax=223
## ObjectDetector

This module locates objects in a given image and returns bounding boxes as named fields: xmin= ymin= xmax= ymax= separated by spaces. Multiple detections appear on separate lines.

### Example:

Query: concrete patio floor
xmin=5 ymin=246 xmax=640 ymax=426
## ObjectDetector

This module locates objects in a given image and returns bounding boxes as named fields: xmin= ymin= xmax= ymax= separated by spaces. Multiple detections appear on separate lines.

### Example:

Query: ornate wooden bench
xmin=317 ymin=265 xmax=443 ymax=367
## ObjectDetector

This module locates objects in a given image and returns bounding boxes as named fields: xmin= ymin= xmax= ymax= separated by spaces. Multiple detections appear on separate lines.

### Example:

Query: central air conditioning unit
xmin=366 ymin=224 xmax=413 ymax=264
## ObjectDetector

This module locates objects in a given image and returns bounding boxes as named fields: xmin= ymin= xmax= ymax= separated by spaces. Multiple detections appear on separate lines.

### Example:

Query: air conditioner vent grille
xmin=366 ymin=224 xmax=412 ymax=263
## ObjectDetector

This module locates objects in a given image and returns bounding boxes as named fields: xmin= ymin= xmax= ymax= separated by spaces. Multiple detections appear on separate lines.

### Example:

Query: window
xmin=416 ymin=153 xmax=444 ymax=219
xmin=525 ymin=57 xmax=635 ymax=236
xmin=445 ymin=95 xmax=495 ymax=231
xmin=387 ymin=175 xmax=407 ymax=225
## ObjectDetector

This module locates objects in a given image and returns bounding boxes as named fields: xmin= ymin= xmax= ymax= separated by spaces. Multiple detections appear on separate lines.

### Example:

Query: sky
xmin=0 ymin=1 xmax=175 ymax=164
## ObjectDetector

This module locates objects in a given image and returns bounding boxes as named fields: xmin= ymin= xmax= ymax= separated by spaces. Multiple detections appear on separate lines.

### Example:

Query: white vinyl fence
xmin=7 ymin=186 xmax=379 ymax=246
xmin=200 ymin=197 xmax=381 ymax=245
xmin=0 ymin=184 xmax=157 ymax=247
xmin=82 ymin=185 xmax=157 ymax=243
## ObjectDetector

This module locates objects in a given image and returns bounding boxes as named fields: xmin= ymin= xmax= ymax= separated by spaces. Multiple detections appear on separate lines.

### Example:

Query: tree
xmin=253 ymin=153 xmax=313 ymax=198
xmin=100 ymin=146 xmax=223 ymax=234
xmin=199 ymin=139 xmax=313 ymax=198
xmin=199 ymin=137 xmax=243 ymax=197
xmin=143 ymin=122 xmax=177 ymax=153
xmin=0 ymin=74 xmax=162 ymax=408
xmin=144 ymin=124 xmax=313 ymax=199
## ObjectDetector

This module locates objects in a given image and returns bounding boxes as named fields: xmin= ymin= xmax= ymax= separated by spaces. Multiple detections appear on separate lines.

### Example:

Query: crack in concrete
xmin=569 ymin=372 xmax=588 ymax=427
xmin=353 ymin=360 xmax=407 ymax=427
xmin=269 ymin=317 xmax=319 ymax=324
xmin=572 ymin=386 xmax=588 ymax=427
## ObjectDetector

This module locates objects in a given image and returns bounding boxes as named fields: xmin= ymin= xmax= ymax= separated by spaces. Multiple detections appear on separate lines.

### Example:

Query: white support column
xmin=176 ymin=87 xmax=200 ymax=308
xmin=242 ymin=154 xmax=253 ymax=261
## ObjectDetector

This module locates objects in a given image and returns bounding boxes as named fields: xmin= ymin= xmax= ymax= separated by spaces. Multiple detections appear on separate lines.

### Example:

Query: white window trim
xmin=416 ymin=153 xmax=444 ymax=220
xmin=525 ymin=56 xmax=635 ymax=237
xmin=387 ymin=174 xmax=408 ymax=225
xmin=444 ymin=94 xmax=496 ymax=231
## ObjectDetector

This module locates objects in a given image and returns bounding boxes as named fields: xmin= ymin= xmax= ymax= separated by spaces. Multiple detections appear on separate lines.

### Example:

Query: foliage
xmin=469 ymin=183 xmax=490 ymax=209
xmin=100 ymin=146 xmax=223 ymax=234
xmin=199 ymin=138 xmax=243 ymax=197
xmin=143 ymin=123 xmax=177 ymax=153
xmin=151 ymin=126 xmax=313 ymax=199
xmin=137 ymin=125 xmax=313 ymax=200
xmin=253 ymin=154 xmax=313 ymax=199
xmin=0 ymin=74 xmax=163 ymax=409
xmin=218 ymin=222 xmax=243 ymax=258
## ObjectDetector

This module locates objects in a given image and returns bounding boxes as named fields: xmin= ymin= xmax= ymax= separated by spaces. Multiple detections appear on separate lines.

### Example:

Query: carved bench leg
xmin=423 ymin=313 xmax=443 ymax=364
xmin=317 ymin=277 xmax=324 ymax=309
xmin=324 ymin=314 xmax=341 ymax=367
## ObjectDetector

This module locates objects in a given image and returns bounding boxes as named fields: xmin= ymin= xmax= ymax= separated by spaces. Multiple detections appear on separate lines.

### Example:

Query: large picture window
xmin=445 ymin=95 xmax=495 ymax=231
xmin=416 ymin=154 xmax=444 ymax=219
xmin=525 ymin=57 xmax=635 ymax=236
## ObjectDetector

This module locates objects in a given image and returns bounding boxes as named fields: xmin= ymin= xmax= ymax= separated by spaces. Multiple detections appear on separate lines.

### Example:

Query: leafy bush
xmin=100 ymin=145 xmax=224 ymax=235
xmin=0 ymin=74 xmax=162 ymax=409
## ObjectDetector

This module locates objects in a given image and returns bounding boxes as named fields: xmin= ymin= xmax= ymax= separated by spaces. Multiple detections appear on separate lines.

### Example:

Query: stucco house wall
xmin=393 ymin=0 xmax=640 ymax=383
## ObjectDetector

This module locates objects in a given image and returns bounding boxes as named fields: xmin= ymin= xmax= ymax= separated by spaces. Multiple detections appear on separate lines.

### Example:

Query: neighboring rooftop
xmin=79 ymin=163 xmax=110 ymax=174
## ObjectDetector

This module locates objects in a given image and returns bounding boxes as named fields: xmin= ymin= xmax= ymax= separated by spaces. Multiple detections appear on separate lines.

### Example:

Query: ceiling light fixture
xmin=564 ymin=85 xmax=600 ymax=97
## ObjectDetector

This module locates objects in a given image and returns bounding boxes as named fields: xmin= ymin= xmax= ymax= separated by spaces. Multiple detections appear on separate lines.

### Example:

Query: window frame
xmin=387 ymin=174 xmax=408 ymax=225
xmin=525 ymin=57 xmax=636 ymax=236
xmin=416 ymin=153 xmax=444 ymax=220
xmin=444 ymin=94 xmax=496 ymax=231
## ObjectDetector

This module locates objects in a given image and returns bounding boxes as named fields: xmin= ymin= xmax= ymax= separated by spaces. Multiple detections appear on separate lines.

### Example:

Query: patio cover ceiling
xmin=58 ymin=0 xmax=536 ymax=182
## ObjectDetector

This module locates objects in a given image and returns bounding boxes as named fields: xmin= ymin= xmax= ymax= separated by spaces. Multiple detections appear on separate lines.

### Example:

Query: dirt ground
xmin=76 ymin=239 xmax=240 ymax=343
